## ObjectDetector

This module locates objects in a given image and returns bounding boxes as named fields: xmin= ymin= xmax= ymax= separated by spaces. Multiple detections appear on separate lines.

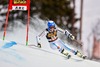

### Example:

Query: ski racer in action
xmin=36 ymin=20 xmax=86 ymax=59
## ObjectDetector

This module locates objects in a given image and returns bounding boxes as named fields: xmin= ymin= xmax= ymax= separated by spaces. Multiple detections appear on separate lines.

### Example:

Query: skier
xmin=36 ymin=20 xmax=86 ymax=59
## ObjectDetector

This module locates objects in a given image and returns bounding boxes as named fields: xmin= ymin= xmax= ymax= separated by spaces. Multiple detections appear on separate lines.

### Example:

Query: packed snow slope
xmin=0 ymin=39 xmax=100 ymax=67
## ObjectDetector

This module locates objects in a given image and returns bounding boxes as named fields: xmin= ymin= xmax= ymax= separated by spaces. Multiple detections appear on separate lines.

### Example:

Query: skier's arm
xmin=36 ymin=30 xmax=46 ymax=48
xmin=57 ymin=27 xmax=75 ymax=40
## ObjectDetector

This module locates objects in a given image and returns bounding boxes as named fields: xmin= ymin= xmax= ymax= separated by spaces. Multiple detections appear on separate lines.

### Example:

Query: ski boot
xmin=82 ymin=55 xmax=87 ymax=59
xmin=75 ymin=50 xmax=87 ymax=59
xmin=37 ymin=43 xmax=41 ymax=48
xmin=61 ymin=49 xmax=71 ymax=59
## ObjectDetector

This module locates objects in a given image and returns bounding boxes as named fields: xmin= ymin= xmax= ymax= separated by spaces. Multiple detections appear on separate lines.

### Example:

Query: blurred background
xmin=0 ymin=0 xmax=100 ymax=62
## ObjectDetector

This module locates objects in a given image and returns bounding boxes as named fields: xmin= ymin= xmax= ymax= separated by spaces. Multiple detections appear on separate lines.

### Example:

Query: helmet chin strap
xmin=48 ymin=27 xmax=56 ymax=33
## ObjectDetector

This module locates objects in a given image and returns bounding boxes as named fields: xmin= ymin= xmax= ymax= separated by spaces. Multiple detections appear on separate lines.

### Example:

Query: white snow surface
xmin=0 ymin=39 xmax=100 ymax=67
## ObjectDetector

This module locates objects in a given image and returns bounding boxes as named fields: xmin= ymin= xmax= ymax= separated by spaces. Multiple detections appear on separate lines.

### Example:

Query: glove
xmin=65 ymin=30 xmax=70 ymax=37
xmin=68 ymin=34 xmax=75 ymax=40
xmin=37 ymin=43 xmax=41 ymax=48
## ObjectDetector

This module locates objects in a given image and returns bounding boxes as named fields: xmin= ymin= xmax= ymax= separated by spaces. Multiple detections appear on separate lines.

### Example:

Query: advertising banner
xmin=9 ymin=0 xmax=30 ymax=10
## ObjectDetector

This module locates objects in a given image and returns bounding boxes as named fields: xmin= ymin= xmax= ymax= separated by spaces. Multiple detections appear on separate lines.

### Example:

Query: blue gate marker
xmin=2 ymin=41 xmax=17 ymax=48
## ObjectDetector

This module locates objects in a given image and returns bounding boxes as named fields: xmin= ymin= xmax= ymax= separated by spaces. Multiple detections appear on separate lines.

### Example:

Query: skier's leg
xmin=57 ymin=39 xmax=76 ymax=54
xmin=52 ymin=43 xmax=71 ymax=58
xmin=50 ymin=42 xmax=64 ymax=52
xmin=58 ymin=39 xmax=86 ymax=59
xmin=50 ymin=42 xmax=71 ymax=58
xmin=74 ymin=50 xmax=87 ymax=59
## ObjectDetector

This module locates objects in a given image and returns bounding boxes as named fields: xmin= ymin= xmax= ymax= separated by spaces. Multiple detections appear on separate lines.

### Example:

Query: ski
xmin=28 ymin=44 xmax=39 ymax=47
xmin=28 ymin=44 xmax=72 ymax=59
xmin=28 ymin=44 xmax=87 ymax=60
xmin=66 ymin=54 xmax=71 ymax=59
xmin=75 ymin=50 xmax=87 ymax=59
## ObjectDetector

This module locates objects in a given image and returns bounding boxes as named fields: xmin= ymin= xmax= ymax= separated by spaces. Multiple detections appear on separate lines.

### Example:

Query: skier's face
xmin=50 ymin=26 xmax=55 ymax=32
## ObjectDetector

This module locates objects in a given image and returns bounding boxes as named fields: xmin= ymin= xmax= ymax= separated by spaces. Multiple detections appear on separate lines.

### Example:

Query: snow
xmin=0 ymin=39 xmax=100 ymax=67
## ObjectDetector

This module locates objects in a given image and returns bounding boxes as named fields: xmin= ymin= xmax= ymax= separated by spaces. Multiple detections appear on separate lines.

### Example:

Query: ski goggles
xmin=49 ymin=26 xmax=55 ymax=29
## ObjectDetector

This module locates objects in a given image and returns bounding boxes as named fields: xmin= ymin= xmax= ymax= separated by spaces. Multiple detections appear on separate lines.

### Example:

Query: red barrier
xmin=3 ymin=0 xmax=30 ymax=46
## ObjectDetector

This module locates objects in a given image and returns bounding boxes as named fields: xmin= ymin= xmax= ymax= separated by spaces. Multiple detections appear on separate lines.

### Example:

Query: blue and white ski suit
xmin=37 ymin=27 xmax=76 ymax=54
